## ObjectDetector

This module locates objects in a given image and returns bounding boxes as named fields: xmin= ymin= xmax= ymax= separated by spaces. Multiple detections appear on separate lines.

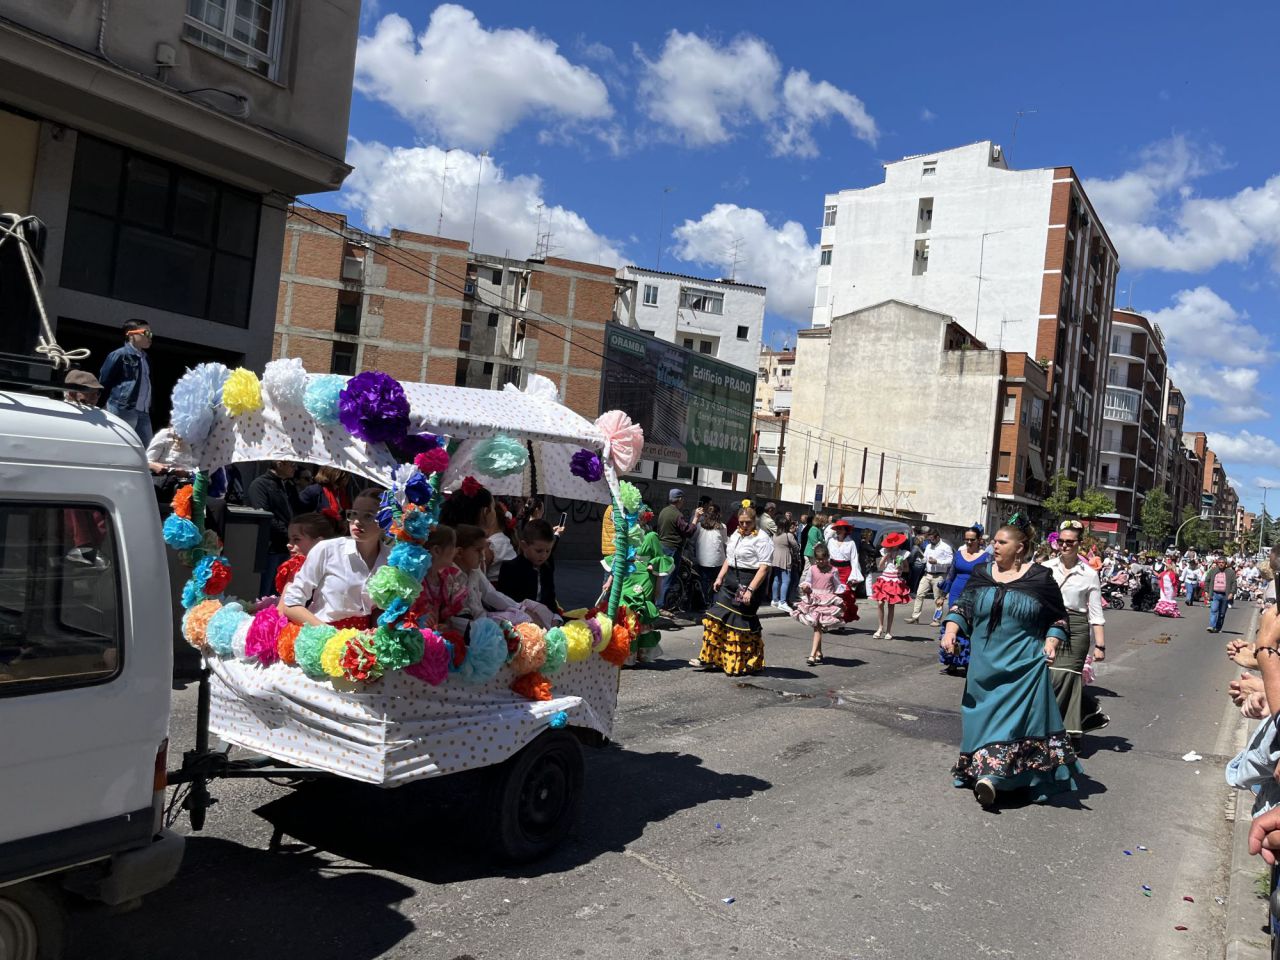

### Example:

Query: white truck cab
xmin=0 ymin=390 xmax=182 ymax=959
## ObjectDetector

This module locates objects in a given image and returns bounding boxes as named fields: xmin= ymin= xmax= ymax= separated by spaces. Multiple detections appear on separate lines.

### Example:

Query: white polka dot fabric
xmin=206 ymin=656 xmax=620 ymax=785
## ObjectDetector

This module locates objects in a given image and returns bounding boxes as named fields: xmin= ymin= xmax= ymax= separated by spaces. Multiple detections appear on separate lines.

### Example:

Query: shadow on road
xmin=252 ymin=747 xmax=771 ymax=886
xmin=1076 ymin=734 xmax=1133 ymax=759
xmin=69 ymin=840 xmax=416 ymax=960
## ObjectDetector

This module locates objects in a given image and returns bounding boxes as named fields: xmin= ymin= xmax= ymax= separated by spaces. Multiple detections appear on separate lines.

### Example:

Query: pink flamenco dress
xmin=791 ymin=565 xmax=845 ymax=632
xmin=1153 ymin=569 xmax=1183 ymax=618
xmin=871 ymin=549 xmax=913 ymax=604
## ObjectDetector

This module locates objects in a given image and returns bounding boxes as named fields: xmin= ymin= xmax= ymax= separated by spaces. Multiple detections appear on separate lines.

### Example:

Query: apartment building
xmin=783 ymin=300 xmax=1043 ymax=529
xmin=1097 ymin=309 xmax=1168 ymax=544
xmin=1161 ymin=383 xmax=1202 ymax=526
xmin=0 ymin=0 xmax=359 ymax=422
xmin=811 ymin=140 xmax=1118 ymax=492
xmin=274 ymin=208 xmax=613 ymax=419
xmin=756 ymin=346 xmax=795 ymax=415
xmin=1188 ymin=432 xmax=1239 ymax=541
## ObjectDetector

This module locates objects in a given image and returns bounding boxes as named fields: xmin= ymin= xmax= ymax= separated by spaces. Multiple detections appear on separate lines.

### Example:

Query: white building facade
xmin=811 ymin=140 xmax=1118 ymax=490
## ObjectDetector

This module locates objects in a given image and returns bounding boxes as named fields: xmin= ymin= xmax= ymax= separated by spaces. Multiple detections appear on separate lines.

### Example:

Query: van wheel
xmin=0 ymin=880 xmax=66 ymax=960
xmin=488 ymin=730 xmax=584 ymax=863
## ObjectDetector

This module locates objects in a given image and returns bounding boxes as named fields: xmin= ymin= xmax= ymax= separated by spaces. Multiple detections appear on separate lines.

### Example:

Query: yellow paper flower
xmin=222 ymin=367 xmax=263 ymax=417
xmin=563 ymin=621 xmax=593 ymax=662
xmin=320 ymin=629 xmax=358 ymax=677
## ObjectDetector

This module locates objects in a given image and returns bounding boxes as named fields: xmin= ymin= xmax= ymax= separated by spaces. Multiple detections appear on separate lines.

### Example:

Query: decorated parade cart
xmin=160 ymin=361 xmax=646 ymax=861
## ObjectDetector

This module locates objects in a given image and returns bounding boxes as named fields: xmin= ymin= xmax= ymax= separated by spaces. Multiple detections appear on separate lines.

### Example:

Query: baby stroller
xmin=1100 ymin=577 xmax=1127 ymax=610
xmin=1131 ymin=569 xmax=1158 ymax=612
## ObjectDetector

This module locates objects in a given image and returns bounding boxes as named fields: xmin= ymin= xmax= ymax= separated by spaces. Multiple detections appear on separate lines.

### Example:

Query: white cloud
xmin=354 ymin=7 xmax=611 ymax=150
xmin=671 ymin=204 xmax=817 ymax=323
xmin=635 ymin=30 xmax=875 ymax=156
xmin=1086 ymin=135 xmax=1280 ymax=272
xmin=1257 ymin=478 xmax=1280 ymax=490
xmin=1216 ymin=405 xmax=1270 ymax=424
xmin=773 ymin=70 xmax=877 ymax=157
xmin=341 ymin=141 xmax=624 ymax=267
xmin=1146 ymin=286 xmax=1271 ymax=366
xmin=1206 ymin=430 xmax=1280 ymax=470
xmin=921 ymin=108 xmax=937 ymax=122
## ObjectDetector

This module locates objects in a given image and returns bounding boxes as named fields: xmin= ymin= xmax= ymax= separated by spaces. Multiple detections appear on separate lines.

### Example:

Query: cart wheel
xmin=1110 ymin=596 xmax=1125 ymax=610
xmin=488 ymin=730 xmax=584 ymax=863
xmin=0 ymin=880 xmax=66 ymax=960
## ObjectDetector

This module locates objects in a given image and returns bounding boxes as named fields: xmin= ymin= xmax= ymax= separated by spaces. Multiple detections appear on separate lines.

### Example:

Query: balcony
xmin=1103 ymin=387 xmax=1139 ymax=424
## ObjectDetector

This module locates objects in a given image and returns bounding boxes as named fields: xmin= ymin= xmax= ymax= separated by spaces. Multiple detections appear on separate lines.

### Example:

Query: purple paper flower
xmin=570 ymin=448 xmax=603 ymax=483
xmin=391 ymin=432 xmax=442 ymax=459
xmin=338 ymin=371 xmax=410 ymax=445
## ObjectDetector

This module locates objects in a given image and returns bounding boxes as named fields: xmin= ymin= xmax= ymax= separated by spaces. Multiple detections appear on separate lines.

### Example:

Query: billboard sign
xmin=600 ymin=326 xmax=755 ymax=473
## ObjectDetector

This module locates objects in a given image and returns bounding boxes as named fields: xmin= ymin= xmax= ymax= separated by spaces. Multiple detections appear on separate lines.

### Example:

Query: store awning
xmin=1027 ymin=452 xmax=1047 ymax=482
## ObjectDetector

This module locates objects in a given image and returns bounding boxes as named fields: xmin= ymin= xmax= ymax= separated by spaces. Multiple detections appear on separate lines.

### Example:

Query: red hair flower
xmin=460 ymin=476 xmax=482 ymax=497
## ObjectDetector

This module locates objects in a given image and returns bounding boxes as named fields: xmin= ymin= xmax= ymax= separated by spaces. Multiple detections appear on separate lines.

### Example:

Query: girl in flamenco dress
xmin=1154 ymin=558 xmax=1183 ymax=618
xmin=824 ymin=520 xmax=863 ymax=627
xmin=871 ymin=532 xmax=912 ymax=640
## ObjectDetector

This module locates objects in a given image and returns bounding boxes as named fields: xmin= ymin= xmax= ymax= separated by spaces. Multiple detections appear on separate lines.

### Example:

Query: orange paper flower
xmin=511 ymin=671 xmax=553 ymax=701
xmin=171 ymin=484 xmax=194 ymax=520
xmin=277 ymin=622 xmax=301 ymax=665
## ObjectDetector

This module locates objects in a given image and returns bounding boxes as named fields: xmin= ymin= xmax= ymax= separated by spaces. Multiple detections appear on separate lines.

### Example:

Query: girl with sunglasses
xmin=937 ymin=524 xmax=987 ymax=676
xmin=282 ymin=488 xmax=390 ymax=631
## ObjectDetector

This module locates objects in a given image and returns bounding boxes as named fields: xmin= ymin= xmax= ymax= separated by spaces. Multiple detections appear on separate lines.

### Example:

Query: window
xmin=912 ymin=238 xmax=929 ymax=276
xmin=1029 ymin=397 xmax=1044 ymax=448
xmin=819 ymin=247 xmax=833 ymax=266
xmin=823 ymin=205 xmax=837 ymax=227
xmin=699 ymin=341 xmax=712 ymax=355
xmin=184 ymin=0 xmax=285 ymax=80
xmin=0 ymin=502 xmax=121 ymax=696
xmin=682 ymin=338 xmax=694 ymax=350
xmin=997 ymin=451 xmax=1011 ymax=481
xmin=454 ymin=358 xmax=470 ymax=387
xmin=491 ymin=268 xmax=503 ymax=285
xmin=680 ymin=287 xmax=724 ymax=315
xmin=334 ymin=301 xmax=360 ymax=335
xmin=1003 ymin=393 xmax=1017 ymax=422
xmin=458 ymin=321 xmax=472 ymax=349
xmin=642 ymin=283 xmax=659 ymax=306
xmin=330 ymin=341 xmax=356 ymax=375
xmin=736 ymin=325 xmax=749 ymax=340
xmin=675 ymin=465 xmax=694 ymax=480
xmin=482 ymin=361 xmax=494 ymax=375
xmin=721 ymin=471 xmax=733 ymax=484
xmin=917 ymin=197 xmax=933 ymax=231
xmin=61 ymin=135 xmax=259 ymax=326
xmin=922 ymin=161 xmax=937 ymax=177
xmin=1016 ymin=457 xmax=1025 ymax=484
xmin=758 ymin=368 xmax=767 ymax=380
xmin=341 ymin=255 xmax=362 ymax=281
xmin=487 ymin=312 xmax=499 ymax=328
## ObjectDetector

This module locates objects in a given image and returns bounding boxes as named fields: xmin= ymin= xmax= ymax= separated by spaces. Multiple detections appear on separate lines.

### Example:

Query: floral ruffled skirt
xmin=952 ymin=733 xmax=1082 ymax=801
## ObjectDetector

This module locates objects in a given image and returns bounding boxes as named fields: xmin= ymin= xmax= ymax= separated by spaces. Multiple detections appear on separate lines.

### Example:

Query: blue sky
xmin=329 ymin=1 xmax=1280 ymax=514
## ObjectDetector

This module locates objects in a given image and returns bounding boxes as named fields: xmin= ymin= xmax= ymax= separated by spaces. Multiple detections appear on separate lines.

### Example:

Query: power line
xmin=285 ymin=202 xmax=991 ymax=473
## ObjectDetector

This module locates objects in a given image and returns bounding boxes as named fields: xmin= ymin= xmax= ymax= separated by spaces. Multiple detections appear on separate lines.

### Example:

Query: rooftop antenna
xmin=469 ymin=150 xmax=488 ymax=252
xmin=437 ymin=147 xmax=456 ymax=237
xmin=655 ymin=186 xmax=673 ymax=269
xmin=1009 ymin=109 xmax=1037 ymax=162
xmin=727 ymin=235 xmax=745 ymax=282
xmin=532 ymin=202 xmax=544 ymax=253
xmin=1126 ymin=274 xmax=1137 ymax=310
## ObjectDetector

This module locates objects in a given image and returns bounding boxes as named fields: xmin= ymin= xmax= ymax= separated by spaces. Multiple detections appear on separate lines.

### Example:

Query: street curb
xmin=1225 ymin=604 xmax=1269 ymax=960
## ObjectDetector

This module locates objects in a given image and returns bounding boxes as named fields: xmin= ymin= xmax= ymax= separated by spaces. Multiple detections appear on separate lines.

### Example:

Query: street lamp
xmin=1174 ymin=512 xmax=1230 ymax=550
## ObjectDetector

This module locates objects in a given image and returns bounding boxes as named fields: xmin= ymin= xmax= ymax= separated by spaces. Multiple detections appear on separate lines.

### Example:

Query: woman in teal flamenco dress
xmin=940 ymin=515 xmax=1083 ymax=808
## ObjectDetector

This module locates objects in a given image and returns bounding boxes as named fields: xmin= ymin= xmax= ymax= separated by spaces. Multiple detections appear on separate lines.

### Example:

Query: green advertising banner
xmin=600 ymin=326 xmax=755 ymax=473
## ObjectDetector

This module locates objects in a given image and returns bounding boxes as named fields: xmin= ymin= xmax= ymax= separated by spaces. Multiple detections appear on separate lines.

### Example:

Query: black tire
xmin=1109 ymin=595 xmax=1125 ymax=610
xmin=488 ymin=730 xmax=584 ymax=863
xmin=0 ymin=880 xmax=67 ymax=960
xmin=663 ymin=573 xmax=688 ymax=615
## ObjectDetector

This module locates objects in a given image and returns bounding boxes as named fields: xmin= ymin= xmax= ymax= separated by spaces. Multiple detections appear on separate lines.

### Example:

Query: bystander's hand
xmin=1249 ymin=808 xmax=1280 ymax=864
xmin=1228 ymin=638 xmax=1260 ymax=670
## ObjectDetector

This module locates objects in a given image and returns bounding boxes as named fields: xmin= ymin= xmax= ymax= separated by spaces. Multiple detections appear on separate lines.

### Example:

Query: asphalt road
xmin=71 ymin=593 xmax=1256 ymax=960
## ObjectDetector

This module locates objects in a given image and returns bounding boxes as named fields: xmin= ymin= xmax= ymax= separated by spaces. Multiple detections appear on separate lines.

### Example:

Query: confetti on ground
xmin=1137 ymin=845 xmax=1149 ymax=851
xmin=1174 ymin=925 xmax=1188 ymax=931
xmin=1183 ymin=896 xmax=1195 ymax=903
xmin=1124 ymin=850 xmax=1133 ymax=856
xmin=1182 ymin=751 xmax=1203 ymax=762
xmin=1142 ymin=885 xmax=1151 ymax=892
xmin=1215 ymin=896 xmax=1226 ymax=905
xmin=715 ymin=823 xmax=722 ymax=830
xmin=722 ymin=898 xmax=736 ymax=905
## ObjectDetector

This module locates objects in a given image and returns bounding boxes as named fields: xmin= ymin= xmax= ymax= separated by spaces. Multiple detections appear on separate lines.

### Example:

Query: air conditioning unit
xmin=341 ymin=255 xmax=362 ymax=281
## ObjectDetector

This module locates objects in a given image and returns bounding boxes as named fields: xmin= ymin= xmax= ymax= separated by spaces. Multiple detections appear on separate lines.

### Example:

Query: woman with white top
xmin=693 ymin=506 xmax=773 ymax=675
xmin=1041 ymin=519 xmax=1108 ymax=744
xmin=692 ymin=503 xmax=728 ymax=610
xmin=825 ymin=520 xmax=864 ymax=626
xmin=282 ymin=488 xmax=390 ymax=630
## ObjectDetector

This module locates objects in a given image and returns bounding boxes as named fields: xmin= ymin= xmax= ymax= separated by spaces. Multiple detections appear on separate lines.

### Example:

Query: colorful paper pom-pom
xmin=600 ymin=620 xmax=632 ymax=667
xmin=296 ymin=624 xmax=338 ymax=679
xmin=459 ymin=619 xmax=506 ymax=684
xmin=367 ymin=565 xmax=423 ymax=609
xmin=509 ymin=622 xmax=548 ymax=676
xmin=171 ymin=485 xmax=194 ymax=520
xmin=338 ymin=371 xmax=410 ymax=444
xmin=405 ymin=628 xmax=450 ymax=685
xmin=231 ymin=620 xmax=251 ymax=660
xmin=182 ymin=599 xmax=223 ymax=650
xmin=320 ymin=629 xmax=358 ymax=678
xmin=404 ymin=472 xmax=434 ymax=506
xmin=277 ymin=622 xmax=301 ymax=666
xmin=262 ymin=357 xmax=308 ymax=408
xmin=163 ymin=514 xmax=202 ymax=550
xmin=414 ymin=447 xmax=450 ymax=476
xmin=245 ymin=607 xmax=287 ymax=665
xmin=388 ymin=542 xmax=432 ymax=581
xmin=549 ymin=710 xmax=569 ymax=728
xmin=205 ymin=602 xmax=249 ymax=658
xmin=542 ymin=627 xmax=568 ymax=674
xmin=570 ymin=449 xmax=604 ymax=483
xmin=303 ymin=374 xmax=347 ymax=424
xmin=170 ymin=363 xmax=230 ymax=444
xmin=340 ymin=634 xmax=381 ymax=682
xmin=222 ymin=367 xmax=263 ymax=417
xmin=369 ymin=625 xmax=424 ymax=674
xmin=473 ymin=435 xmax=528 ymax=478
xmin=399 ymin=509 xmax=433 ymax=543
xmin=511 ymin=671 xmax=553 ymax=702
xmin=617 ymin=481 xmax=643 ymax=515
xmin=180 ymin=579 xmax=203 ymax=610
xmin=594 ymin=613 xmax=613 ymax=649
xmin=563 ymin=621 xmax=593 ymax=663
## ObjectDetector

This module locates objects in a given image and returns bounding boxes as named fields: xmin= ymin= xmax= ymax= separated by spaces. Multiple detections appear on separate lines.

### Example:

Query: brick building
xmin=274 ymin=207 xmax=613 ymax=418
xmin=989 ymin=351 xmax=1051 ymax=523
xmin=1187 ymin=432 xmax=1239 ymax=541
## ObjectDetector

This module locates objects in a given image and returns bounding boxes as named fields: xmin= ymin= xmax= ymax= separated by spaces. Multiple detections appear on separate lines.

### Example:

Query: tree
xmin=1140 ymin=489 xmax=1172 ymax=550
xmin=1068 ymin=487 xmax=1116 ymax=520
xmin=1041 ymin=471 xmax=1077 ymax=518
xmin=1178 ymin=505 xmax=1219 ymax=554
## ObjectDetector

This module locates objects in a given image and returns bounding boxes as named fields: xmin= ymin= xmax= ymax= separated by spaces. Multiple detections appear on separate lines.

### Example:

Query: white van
xmin=0 ymin=391 xmax=183 ymax=959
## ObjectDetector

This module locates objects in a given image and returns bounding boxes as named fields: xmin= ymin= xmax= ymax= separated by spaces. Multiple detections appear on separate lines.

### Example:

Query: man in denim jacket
xmin=98 ymin=321 xmax=154 ymax=444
